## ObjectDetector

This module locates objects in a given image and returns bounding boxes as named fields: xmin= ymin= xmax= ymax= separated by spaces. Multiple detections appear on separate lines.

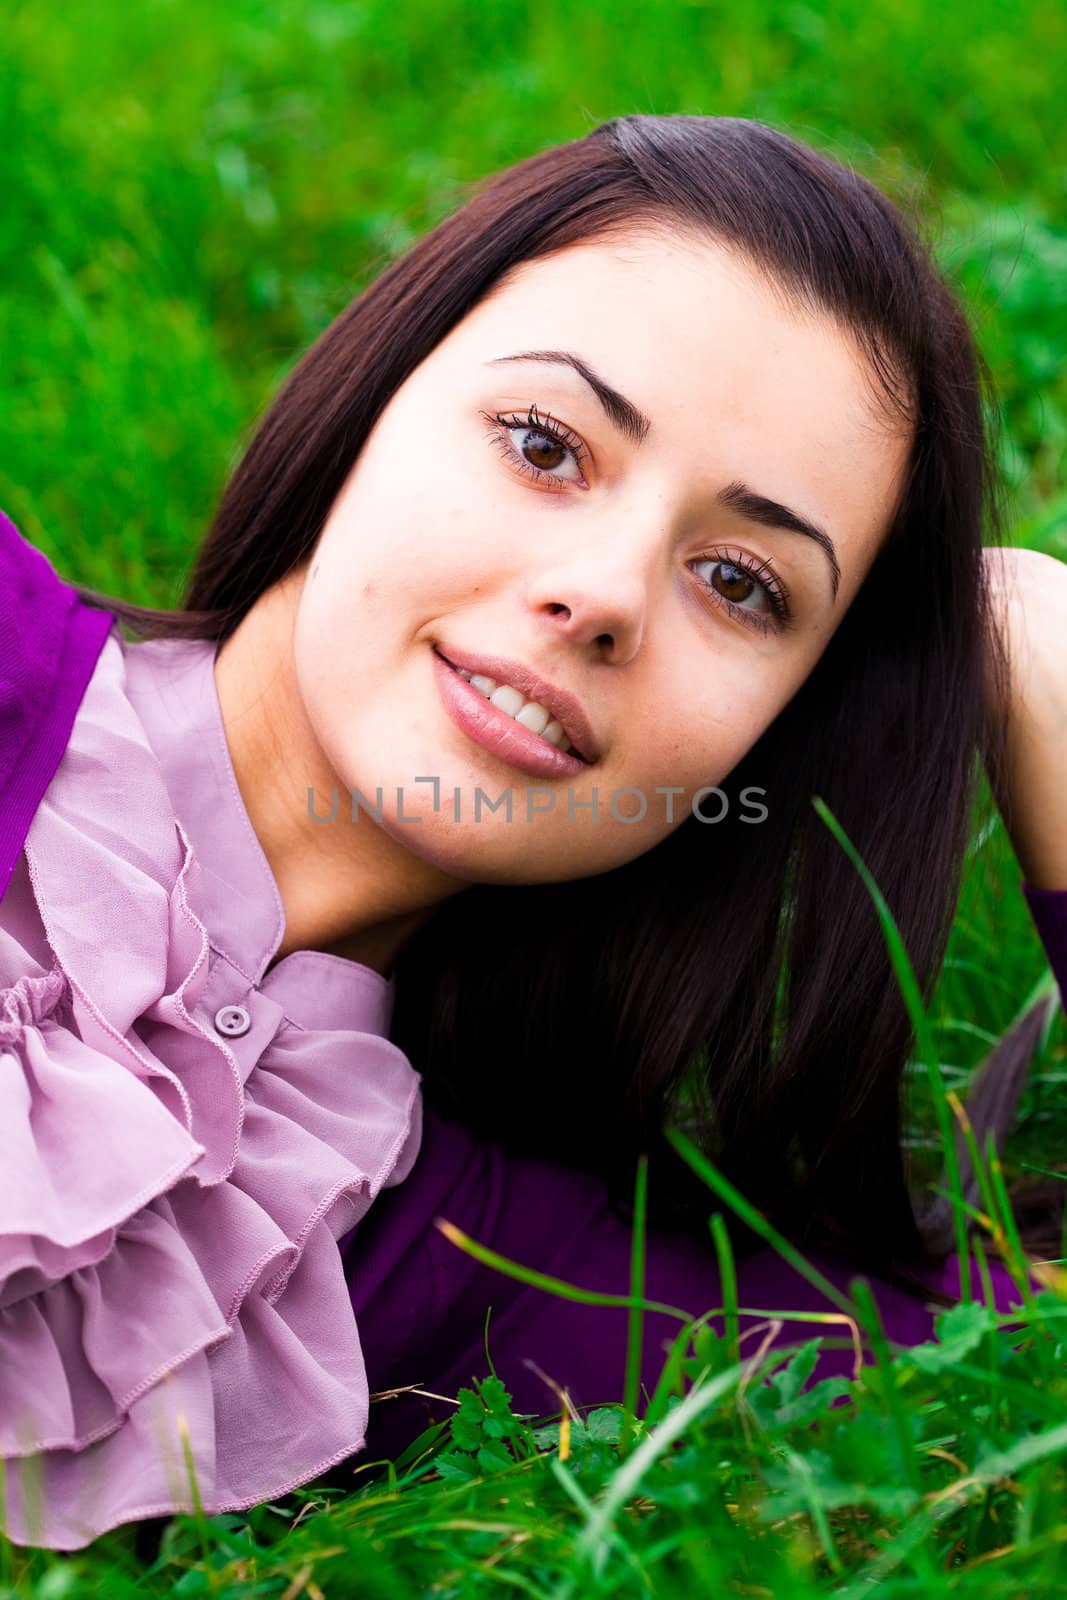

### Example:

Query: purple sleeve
xmin=342 ymin=1103 xmax=1029 ymax=1466
xmin=1023 ymin=880 xmax=1067 ymax=1005
xmin=0 ymin=509 xmax=116 ymax=902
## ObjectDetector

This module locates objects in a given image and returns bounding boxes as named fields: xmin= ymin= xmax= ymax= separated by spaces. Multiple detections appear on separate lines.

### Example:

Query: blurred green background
xmin=3 ymin=0 xmax=1065 ymax=1166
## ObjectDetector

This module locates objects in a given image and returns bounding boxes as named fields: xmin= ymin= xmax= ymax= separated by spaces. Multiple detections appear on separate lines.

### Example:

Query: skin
xmin=213 ymin=231 xmax=1061 ymax=980
xmin=983 ymin=545 xmax=1067 ymax=890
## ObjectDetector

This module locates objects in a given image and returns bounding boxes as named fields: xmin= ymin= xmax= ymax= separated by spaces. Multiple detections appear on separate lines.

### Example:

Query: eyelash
xmin=480 ymin=403 xmax=793 ymax=636
xmin=481 ymin=403 xmax=591 ymax=488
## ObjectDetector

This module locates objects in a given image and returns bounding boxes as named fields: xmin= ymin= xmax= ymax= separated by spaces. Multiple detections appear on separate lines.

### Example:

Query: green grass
xmin=2 ymin=0 xmax=1066 ymax=1591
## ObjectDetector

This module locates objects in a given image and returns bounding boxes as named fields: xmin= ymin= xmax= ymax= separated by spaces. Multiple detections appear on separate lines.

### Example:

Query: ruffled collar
xmin=120 ymin=634 xmax=396 ymax=1035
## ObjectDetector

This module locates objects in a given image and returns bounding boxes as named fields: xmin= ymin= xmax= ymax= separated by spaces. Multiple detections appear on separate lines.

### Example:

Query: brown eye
xmin=693 ymin=557 xmax=767 ymax=614
xmin=520 ymin=429 xmax=568 ymax=472
xmin=711 ymin=561 xmax=756 ymax=605
xmin=482 ymin=405 xmax=588 ymax=488
xmin=689 ymin=551 xmax=790 ymax=637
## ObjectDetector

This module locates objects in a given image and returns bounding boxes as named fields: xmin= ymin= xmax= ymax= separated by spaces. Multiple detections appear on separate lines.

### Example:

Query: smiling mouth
xmin=435 ymin=649 xmax=589 ymax=761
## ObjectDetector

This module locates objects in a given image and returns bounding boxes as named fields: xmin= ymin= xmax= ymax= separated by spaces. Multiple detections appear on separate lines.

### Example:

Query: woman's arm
xmin=984 ymin=545 xmax=1067 ymax=892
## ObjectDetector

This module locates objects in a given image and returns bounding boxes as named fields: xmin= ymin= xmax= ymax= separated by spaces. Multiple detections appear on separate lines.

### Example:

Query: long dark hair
xmin=71 ymin=115 xmax=1021 ymax=1285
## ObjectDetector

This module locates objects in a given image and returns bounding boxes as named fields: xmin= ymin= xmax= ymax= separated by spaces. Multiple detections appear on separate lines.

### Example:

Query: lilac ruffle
xmin=0 ymin=634 xmax=423 ymax=1549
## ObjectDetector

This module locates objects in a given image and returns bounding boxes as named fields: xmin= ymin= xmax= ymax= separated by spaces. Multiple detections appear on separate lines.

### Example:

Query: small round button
xmin=214 ymin=1003 xmax=251 ymax=1038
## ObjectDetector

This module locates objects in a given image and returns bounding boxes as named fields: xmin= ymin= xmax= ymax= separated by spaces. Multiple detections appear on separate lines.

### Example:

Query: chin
xmin=378 ymin=808 xmax=552 ymax=883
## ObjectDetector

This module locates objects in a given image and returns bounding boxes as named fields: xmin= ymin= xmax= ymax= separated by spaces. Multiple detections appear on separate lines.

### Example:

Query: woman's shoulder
xmin=0 ymin=510 xmax=205 ymax=981
xmin=0 ymin=509 xmax=118 ymax=902
xmin=0 ymin=578 xmax=243 ymax=1162
xmin=4 ymin=597 xmax=196 ymax=1014
xmin=0 ymin=512 xmax=243 ymax=1183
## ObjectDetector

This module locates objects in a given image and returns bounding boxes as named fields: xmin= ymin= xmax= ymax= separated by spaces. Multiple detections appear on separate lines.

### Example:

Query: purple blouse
xmin=1 ymin=508 xmax=1064 ymax=1549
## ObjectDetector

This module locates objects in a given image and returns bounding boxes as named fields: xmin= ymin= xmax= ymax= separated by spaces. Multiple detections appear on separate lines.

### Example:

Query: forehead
xmin=437 ymin=232 xmax=913 ymax=600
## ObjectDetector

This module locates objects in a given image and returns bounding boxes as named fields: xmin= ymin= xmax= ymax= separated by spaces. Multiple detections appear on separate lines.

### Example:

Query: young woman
xmin=2 ymin=113 xmax=1065 ymax=1550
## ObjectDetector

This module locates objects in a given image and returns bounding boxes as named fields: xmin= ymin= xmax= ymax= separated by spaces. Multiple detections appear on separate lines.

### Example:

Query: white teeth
xmin=450 ymin=663 xmax=577 ymax=755
xmin=514 ymin=701 xmax=550 ymax=735
xmin=489 ymin=684 xmax=526 ymax=717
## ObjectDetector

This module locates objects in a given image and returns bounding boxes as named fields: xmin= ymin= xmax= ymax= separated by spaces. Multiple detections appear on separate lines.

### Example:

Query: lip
xmin=432 ymin=644 xmax=600 ymax=764
xmin=432 ymin=648 xmax=592 ymax=781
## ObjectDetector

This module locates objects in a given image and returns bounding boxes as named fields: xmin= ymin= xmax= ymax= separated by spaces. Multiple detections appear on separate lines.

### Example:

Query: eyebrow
xmin=718 ymin=482 xmax=842 ymax=602
xmin=485 ymin=348 xmax=841 ymax=602
xmin=485 ymin=349 xmax=651 ymax=446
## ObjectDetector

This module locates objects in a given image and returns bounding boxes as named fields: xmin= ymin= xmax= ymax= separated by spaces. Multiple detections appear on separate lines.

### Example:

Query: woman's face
xmin=292 ymin=231 xmax=911 ymax=885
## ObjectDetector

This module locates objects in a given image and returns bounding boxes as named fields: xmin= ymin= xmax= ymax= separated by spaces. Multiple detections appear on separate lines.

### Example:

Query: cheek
xmin=632 ymin=681 xmax=778 ymax=791
xmin=328 ymin=496 xmax=498 ymax=613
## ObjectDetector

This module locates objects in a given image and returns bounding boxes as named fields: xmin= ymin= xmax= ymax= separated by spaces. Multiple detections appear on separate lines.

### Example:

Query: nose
xmin=523 ymin=548 xmax=650 ymax=666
